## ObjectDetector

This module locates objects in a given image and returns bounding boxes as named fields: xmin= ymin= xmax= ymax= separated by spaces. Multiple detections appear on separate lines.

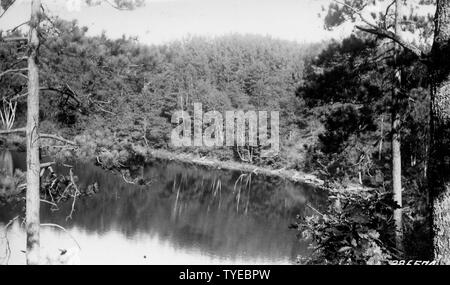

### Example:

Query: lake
xmin=0 ymin=150 xmax=327 ymax=265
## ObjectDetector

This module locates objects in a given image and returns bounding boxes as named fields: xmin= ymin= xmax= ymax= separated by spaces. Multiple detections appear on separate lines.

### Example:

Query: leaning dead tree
xmin=26 ymin=0 xmax=42 ymax=265
xmin=1 ymin=0 xmax=144 ymax=265
xmin=0 ymin=0 xmax=77 ymax=265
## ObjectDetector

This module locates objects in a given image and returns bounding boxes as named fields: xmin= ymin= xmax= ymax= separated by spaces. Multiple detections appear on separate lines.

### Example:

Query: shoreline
xmin=1 ymin=136 xmax=363 ymax=192
xmin=146 ymin=148 xmax=328 ymax=189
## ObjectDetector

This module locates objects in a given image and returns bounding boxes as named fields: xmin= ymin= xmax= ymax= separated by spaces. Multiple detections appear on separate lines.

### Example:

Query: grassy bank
xmin=147 ymin=148 xmax=326 ymax=188
xmin=1 ymin=133 xmax=331 ymax=190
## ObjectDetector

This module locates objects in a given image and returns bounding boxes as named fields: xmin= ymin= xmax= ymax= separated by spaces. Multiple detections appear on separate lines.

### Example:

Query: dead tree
xmin=25 ymin=0 xmax=42 ymax=265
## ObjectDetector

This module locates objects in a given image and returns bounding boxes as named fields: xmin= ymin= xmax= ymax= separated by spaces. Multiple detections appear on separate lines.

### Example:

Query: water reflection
xmin=0 ymin=153 xmax=327 ymax=265
xmin=0 ymin=150 xmax=15 ymax=197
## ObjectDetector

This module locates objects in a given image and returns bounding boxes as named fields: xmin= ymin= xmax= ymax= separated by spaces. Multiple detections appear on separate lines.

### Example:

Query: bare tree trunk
xmin=430 ymin=77 xmax=450 ymax=264
xmin=392 ymin=0 xmax=403 ymax=252
xmin=392 ymin=117 xmax=403 ymax=250
xmin=429 ymin=0 xmax=450 ymax=265
xmin=26 ymin=0 xmax=41 ymax=265
xmin=432 ymin=188 xmax=450 ymax=264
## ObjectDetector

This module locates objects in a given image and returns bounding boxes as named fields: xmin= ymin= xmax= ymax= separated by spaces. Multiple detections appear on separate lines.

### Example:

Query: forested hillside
xmin=1 ymin=18 xmax=432 ymax=262
xmin=2 ymin=19 xmax=431 ymax=189
xmin=1 ymin=19 xmax=323 ymax=167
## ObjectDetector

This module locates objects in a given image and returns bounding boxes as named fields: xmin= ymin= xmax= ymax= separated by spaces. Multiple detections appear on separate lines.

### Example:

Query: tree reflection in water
xmin=0 ymin=150 xmax=16 ymax=197
xmin=0 ymin=153 xmax=327 ymax=265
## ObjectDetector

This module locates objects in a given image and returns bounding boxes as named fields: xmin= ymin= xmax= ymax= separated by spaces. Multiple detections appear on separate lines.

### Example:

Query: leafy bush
xmin=295 ymin=189 xmax=398 ymax=265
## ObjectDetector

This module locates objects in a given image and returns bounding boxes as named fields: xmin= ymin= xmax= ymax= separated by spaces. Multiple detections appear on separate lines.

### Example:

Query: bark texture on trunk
xmin=430 ymin=0 xmax=450 ymax=265
xmin=430 ymin=77 xmax=450 ymax=264
xmin=26 ymin=0 xmax=41 ymax=265
xmin=432 ymin=183 xmax=450 ymax=264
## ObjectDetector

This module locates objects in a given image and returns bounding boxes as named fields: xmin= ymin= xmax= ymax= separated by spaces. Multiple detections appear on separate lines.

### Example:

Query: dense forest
xmin=2 ymin=0 xmax=450 ymax=266
xmin=2 ymin=19 xmax=325 ymax=167
xmin=1 ymin=20 xmax=430 ymax=186
xmin=1 ymin=18 xmax=432 ymax=263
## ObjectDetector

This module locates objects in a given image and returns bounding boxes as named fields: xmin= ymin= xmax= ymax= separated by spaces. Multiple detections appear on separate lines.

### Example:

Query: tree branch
xmin=40 ymin=134 xmax=77 ymax=146
xmin=10 ymin=86 xmax=81 ymax=102
xmin=40 ymin=162 xmax=56 ymax=168
xmin=0 ymin=127 xmax=26 ymax=135
xmin=6 ymin=21 xmax=30 ymax=34
xmin=1 ymin=36 xmax=28 ymax=42
xmin=331 ymin=0 xmax=428 ymax=61
xmin=0 ymin=68 xmax=28 ymax=79
xmin=40 ymin=223 xmax=81 ymax=250
xmin=333 ymin=0 xmax=379 ymax=30
xmin=355 ymin=25 xmax=426 ymax=59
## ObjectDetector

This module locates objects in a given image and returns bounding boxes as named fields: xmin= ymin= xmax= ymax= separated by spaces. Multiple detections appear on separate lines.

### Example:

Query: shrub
xmin=295 ymin=189 xmax=398 ymax=265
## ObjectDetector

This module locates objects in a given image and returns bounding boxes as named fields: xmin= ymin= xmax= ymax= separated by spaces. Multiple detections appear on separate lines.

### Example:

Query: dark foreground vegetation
xmin=0 ymin=18 xmax=432 ymax=264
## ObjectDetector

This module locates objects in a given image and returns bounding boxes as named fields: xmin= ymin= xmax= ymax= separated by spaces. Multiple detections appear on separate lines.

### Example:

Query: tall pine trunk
xmin=429 ymin=0 xmax=450 ymax=265
xmin=392 ymin=100 xmax=403 ymax=250
xmin=392 ymin=0 xmax=403 ymax=251
xmin=26 ymin=0 xmax=41 ymax=265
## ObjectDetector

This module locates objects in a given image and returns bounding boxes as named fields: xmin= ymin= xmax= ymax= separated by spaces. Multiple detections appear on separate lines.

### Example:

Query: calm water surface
xmin=0 ymin=150 xmax=327 ymax=265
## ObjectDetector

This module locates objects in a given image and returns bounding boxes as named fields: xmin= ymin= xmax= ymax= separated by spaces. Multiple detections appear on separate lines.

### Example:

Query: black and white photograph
xmin=0 ymin=0 xmax=449 ymax=269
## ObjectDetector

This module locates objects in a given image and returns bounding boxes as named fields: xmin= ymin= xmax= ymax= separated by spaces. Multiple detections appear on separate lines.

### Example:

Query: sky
xmin=0 ymin=0 xmax=353 ymax=45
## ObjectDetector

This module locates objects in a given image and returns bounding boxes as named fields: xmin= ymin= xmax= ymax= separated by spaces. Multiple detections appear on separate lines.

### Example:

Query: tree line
xmin=1 ymin=0 xmax=450 ymax=265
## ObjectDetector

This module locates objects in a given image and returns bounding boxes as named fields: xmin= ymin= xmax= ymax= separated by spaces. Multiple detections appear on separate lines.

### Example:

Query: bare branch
xmin=0 ymin=127 xmax=26 ymax=135
xmin=9 ymin=92 xmax=27 ymax=101
xmin=40 ymin=134 xmax=77 ymax=146
xmin=331 ymin=0 xmax=427 ymax=60
xmin=1 ymin=36 xmax=28 ymax=42
xmin=0 ymin=68 xmax=28 ymax=79
xmin=355 ymin=25 xmax=425 ymax=59
xmin=66 ymin=169 xmax=80 ymax=221
xmin=306 ymin=203 xmax=325 ymax=217
xmin=40 ymin=223 xmax=81 ymax=250
xmin=9 ymin=87 xmax=70 ymax=101
xmin=6 ymin=21 xmax=30 ymax=34
xmin=63 ymin=84 xmax=81 ymax=105
xmin=333 ymin=0 xmax=379 ymax=30
xmin=40 ymin=162 xmax=56 ymax=168
xmin=383 ymin=0 xmax=396 ymax=28
xmin=40 ymin=199 xmax=57 ymax=207
xmin=0 ymin=99 xmax=17 ymax=130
